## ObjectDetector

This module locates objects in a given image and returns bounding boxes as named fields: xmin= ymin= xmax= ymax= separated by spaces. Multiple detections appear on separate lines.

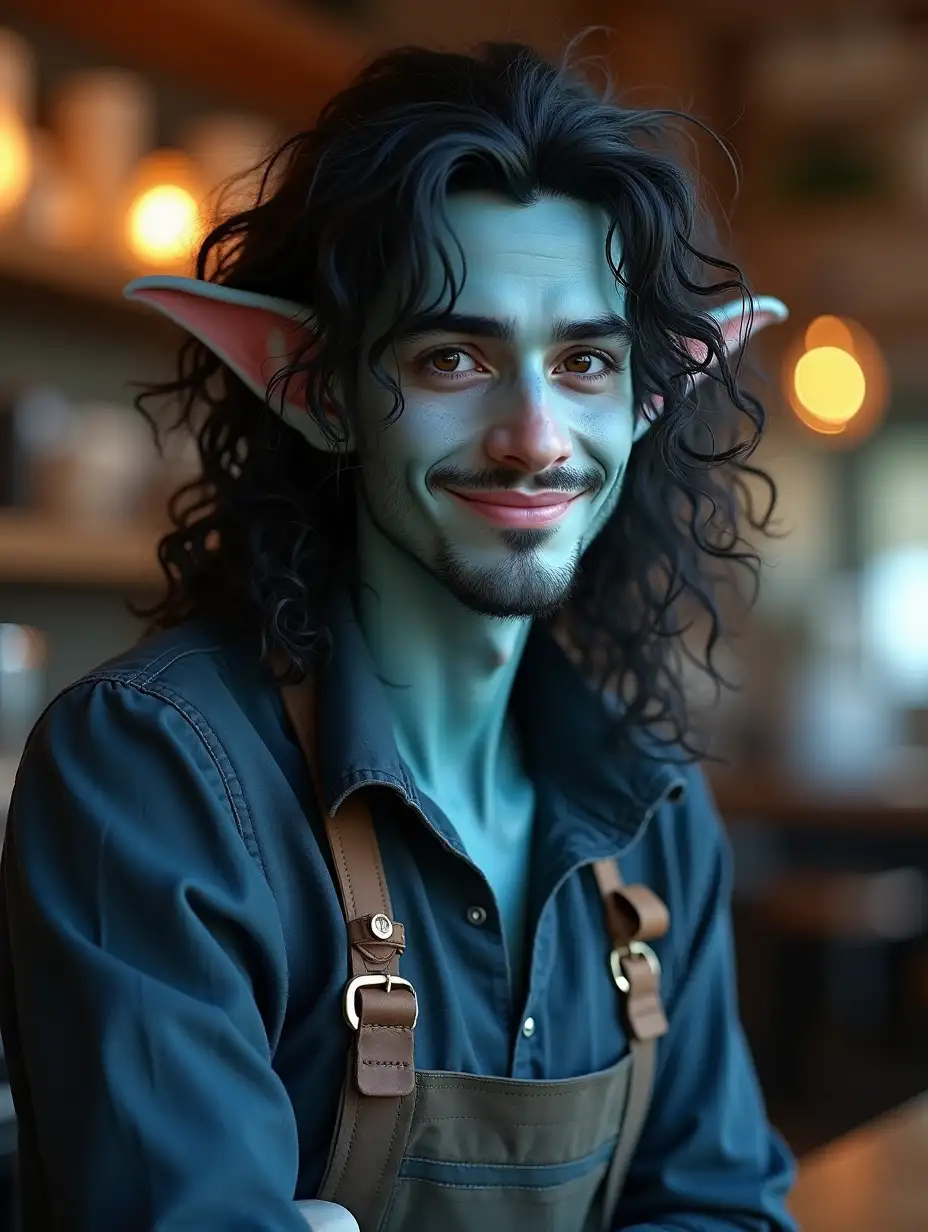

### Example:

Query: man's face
xmin=354 ymin=192 xmax=639 ymax=619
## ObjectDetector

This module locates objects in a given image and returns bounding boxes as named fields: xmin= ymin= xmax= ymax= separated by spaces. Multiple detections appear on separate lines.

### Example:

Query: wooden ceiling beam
xmin=6 ymin=0 xmax=368 ymax=125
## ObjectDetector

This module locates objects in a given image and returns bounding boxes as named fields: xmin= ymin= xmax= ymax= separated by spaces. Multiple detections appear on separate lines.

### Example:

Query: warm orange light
xmin=784 ymin=315 xmax=888 ymax=444
xmin=127 ymin=183 xmax=200 ymax=263
xmin=0 ymin=105 xmax=31 ymax=215
xmin=803 ymin=314 xmax=855 ymax=352
xmin=794 ymin=346 xmax=866 ymax=426
xmin=124 ymin=148 xmax=203 ymax=266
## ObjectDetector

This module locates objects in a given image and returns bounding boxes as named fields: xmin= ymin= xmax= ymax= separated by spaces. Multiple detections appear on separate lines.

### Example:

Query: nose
xmin=483 ymin=379 xmax=572 ymax=474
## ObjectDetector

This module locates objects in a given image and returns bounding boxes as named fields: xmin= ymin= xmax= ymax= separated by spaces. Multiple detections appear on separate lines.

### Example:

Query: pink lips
xmin=447 ymin=488 xmax=580 ymax=528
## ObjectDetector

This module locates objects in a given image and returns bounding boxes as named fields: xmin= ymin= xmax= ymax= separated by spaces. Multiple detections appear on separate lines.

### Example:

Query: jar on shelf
xmin=50 ymin=68 xmax=154 ymax=257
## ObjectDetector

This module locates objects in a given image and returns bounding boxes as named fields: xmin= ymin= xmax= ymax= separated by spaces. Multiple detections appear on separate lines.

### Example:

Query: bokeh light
xmin=785 ymin=314 xmax=888 ymax=443
xmin=0 ymin=106 xmax=32 ymax=215
xmin=794 ymin=346 xmax=866 ymax=426
xmin=803 ymin=314 xmax=856 ymax=352
xmin=123 ymin=148 xmax=203 ymax=267
xmin=126 ymin=183 xmax=200 ymax=264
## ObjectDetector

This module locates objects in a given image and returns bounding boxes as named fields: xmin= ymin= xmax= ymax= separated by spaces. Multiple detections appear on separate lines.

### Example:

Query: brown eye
xmin=563 ymin=353 xmax=594 ymax=373
xmin=431 ymin=349 xmax=462 ymax=372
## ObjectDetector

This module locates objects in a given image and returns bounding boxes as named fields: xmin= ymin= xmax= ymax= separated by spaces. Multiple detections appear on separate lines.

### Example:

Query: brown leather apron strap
xmin=592 ymin=857 xmax=670 ymax=1227
xmin=318 ymin=1055 xmax=416 ymax=1230
xmin=281 ymin=676 xmax=670 ymax=1229
xmin=281 ymin=683 xmax=417 ymax=1071
xmin=282 ymin=681 xmax=418 ymax=1229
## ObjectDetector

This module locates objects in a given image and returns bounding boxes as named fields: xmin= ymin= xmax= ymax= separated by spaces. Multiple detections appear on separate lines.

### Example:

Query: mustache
xmin=428 ymin=465 xmax=605 ymax=497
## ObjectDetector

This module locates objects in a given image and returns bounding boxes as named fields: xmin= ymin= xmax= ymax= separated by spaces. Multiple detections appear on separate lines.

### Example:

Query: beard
xmin=359 ymin=456 xmax=597 ymax=620
xmin=431 ymin=529 xmax=581 ymax=619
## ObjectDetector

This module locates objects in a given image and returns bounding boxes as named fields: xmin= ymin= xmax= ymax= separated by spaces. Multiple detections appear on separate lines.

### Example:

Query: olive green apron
xmin=282 ymin=683 xmax=670 ymax=1232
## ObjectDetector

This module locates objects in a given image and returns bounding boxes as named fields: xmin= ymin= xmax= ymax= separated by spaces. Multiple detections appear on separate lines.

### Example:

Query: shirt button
xmin=522 ymin=1016 xmax=536 ymax=1039
xmin=466 ymin=905 xmax=488 ymax=927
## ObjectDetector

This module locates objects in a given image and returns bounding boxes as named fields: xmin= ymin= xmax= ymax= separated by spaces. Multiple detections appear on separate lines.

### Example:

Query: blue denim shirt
xmin=0 ymin=607 xmax=795 ymax=1230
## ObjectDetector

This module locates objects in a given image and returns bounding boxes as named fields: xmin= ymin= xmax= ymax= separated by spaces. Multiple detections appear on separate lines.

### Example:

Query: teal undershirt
xmin=450 ymin=803 xmax=535 ymax=1000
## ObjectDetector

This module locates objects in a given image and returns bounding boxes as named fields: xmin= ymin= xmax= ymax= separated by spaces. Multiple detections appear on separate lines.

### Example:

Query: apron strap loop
xmin=280 ymin=681 xmax=417 ymax=1101
xmin=592 ymin=858 xmax=670 ymax=1228
xmin=592 ymin=857 xmax=670 ymax=1043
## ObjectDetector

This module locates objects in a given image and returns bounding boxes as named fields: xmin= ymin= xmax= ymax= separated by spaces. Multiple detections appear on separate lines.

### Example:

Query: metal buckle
xmin=609 ymin=941 xmax=661 ymax=995
xmin=343 ymin=973 xmax=419 ymax=1031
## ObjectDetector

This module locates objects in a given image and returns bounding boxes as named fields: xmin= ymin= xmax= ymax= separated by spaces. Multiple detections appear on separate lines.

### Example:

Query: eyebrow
xmin=397 ymin=311 xmax=633 ymax=347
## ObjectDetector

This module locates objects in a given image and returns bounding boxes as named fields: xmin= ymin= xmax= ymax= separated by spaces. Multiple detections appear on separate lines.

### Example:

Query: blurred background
xmin=0 ymin=0 xmax=927 ymax=1191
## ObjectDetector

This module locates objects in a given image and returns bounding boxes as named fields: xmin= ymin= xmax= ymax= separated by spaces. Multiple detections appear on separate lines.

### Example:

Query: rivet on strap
xmin=280 ymin=681 xmax=417 ymax=1098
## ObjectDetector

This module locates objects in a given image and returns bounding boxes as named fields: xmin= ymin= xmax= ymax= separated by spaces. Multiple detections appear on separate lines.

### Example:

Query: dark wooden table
xmin=710 ymin=770 xmax=928 ymax=835
xmin=790 ymin=1094 xmax=928 ymax=1231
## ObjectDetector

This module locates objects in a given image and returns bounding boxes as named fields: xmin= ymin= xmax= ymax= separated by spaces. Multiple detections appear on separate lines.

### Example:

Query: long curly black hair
xmin=136 ymin=40 xmax=776 ymax=757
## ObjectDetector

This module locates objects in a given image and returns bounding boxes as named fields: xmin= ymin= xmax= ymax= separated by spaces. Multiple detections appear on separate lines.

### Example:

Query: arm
xmin=0 ymin=678 xmax=311 ymax=1231
xmin=615 ymin=771 xmax=797 ymax=1232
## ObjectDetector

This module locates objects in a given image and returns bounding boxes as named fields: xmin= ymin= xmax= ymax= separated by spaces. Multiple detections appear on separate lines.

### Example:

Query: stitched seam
xmin=419 ymin=1085 xmax=580 ymax=1099
xmin=132 ymin=645 xmax=224 ymax=688
xmin=401 ymin=1177 xmax=594 ymax=1193
xmin=380 ymin=1085 xmax=419 ymax=1227
xmin=330 ymin=769 xmax=408 ymax=814
xmin=79 ymin=644 xmax=223 ymax=690
xmin=330 ymin=1088 xmax=361 ymax=1198
xmin=403 ymin=1138 xmax=617 ymax=1171
xmin=410 ymin=1116 xmax=592 ymax=1128
xmin=366 ymin=818 xmax=389 ymax=913
xmin=135 ymin=680 xmax=269 ymax=882
xmin=373 ymin=1096 xmax=408 ymax=1213
xmin=361 ymin=1060 xmax=411 ymax=1069
xmin=332 ymin=826 xmax=356 ymax=918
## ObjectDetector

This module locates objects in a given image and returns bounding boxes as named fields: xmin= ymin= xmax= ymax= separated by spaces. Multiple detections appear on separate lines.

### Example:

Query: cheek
xmin=575 ymin=409 xmax=636 ymax=543
xmin=574 ymin=400 xmax=636 ymax=477
xmin=361 ymin=390 xmax=479 ymax=473
xmin=582 ymin=470 xmax=626 ymax=548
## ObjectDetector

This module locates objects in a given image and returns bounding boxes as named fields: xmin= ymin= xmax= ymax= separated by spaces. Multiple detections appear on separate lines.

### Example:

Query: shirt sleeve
xmin=0 ymin=677 xmax=310 ymax=1231
xmin=614 ymin=769 xmax=797 ymax=1232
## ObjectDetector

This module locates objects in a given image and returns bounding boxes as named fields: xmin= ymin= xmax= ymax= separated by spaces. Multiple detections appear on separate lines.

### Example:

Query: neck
xmin=354 ymin=502 xmax=530 ymax=815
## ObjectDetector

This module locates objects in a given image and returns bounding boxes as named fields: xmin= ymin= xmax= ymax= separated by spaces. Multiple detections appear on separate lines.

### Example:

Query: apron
xmin=281 ymin=683 xmax=671 ymax=1232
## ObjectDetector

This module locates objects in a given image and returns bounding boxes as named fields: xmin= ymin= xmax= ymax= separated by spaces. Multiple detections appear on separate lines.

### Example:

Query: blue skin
xmin=126 ymin=193 xmax=785 ymax=986
xmin=342 ymin=193 xmax=645 ymax=976
xmin=123 ymin=193 xmax=785 ymax=1232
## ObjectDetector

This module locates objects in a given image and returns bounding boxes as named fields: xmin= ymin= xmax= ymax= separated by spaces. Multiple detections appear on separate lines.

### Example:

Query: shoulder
xmin=39 ymin=620 xmax=274 ymax=757
xmin=15 ymin=622 xmax=283 ymax=855
xmin=83 ymin=619 xmax=264 ymax=703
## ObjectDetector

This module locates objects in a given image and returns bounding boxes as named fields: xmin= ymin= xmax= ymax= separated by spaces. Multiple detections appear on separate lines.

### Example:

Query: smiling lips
xmin=447 ymin=487 xmax=581 ymax=528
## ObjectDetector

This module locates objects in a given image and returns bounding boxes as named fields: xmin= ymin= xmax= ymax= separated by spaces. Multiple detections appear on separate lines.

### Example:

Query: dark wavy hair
xmin=136 ymin=39 xmax=776 ymax=756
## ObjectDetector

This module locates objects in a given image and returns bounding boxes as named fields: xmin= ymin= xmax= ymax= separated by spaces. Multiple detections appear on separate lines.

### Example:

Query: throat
xmin=355 ymin=505 xmax=531 ymax=816
xmin=354 ymin=504 xmax=538 ymax=990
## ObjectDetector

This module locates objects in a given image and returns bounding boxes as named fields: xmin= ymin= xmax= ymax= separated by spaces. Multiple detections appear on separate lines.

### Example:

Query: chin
xmin=433 ymin=539 xmax=580 ymax=620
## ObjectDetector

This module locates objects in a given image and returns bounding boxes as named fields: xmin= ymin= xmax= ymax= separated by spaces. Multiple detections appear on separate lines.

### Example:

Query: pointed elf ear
xmin=633 ymin=295 xmax=789 ymax=440
xmin=124 ymin=275 xmax=353 ymax=452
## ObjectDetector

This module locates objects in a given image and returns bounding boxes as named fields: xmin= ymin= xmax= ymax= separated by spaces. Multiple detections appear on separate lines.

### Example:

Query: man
xmin=0 ymin=41 xmax=794 ymax=1232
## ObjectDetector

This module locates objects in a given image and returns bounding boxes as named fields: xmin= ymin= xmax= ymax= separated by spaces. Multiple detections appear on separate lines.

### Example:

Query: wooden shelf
xmin=712 ymin=770 xmax=928 ymax=834
xmin=0 ymin=225 xmax=167 ymax=317
xmin=10 ymin=0 xmax=367 ymax=126
xmin=0 ymin=511 xmax=164 ymax=589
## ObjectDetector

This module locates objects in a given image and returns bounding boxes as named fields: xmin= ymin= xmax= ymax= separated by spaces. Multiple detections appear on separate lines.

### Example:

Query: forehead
xmin=396 ymin=192 xmax=626 ymax=329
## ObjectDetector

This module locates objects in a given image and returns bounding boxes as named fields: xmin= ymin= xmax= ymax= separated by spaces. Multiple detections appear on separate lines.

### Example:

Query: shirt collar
xmin=512 ymin=624 xmax=687 ymax=839
xmin=316 ymin=591 xmax=686 ymax=842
